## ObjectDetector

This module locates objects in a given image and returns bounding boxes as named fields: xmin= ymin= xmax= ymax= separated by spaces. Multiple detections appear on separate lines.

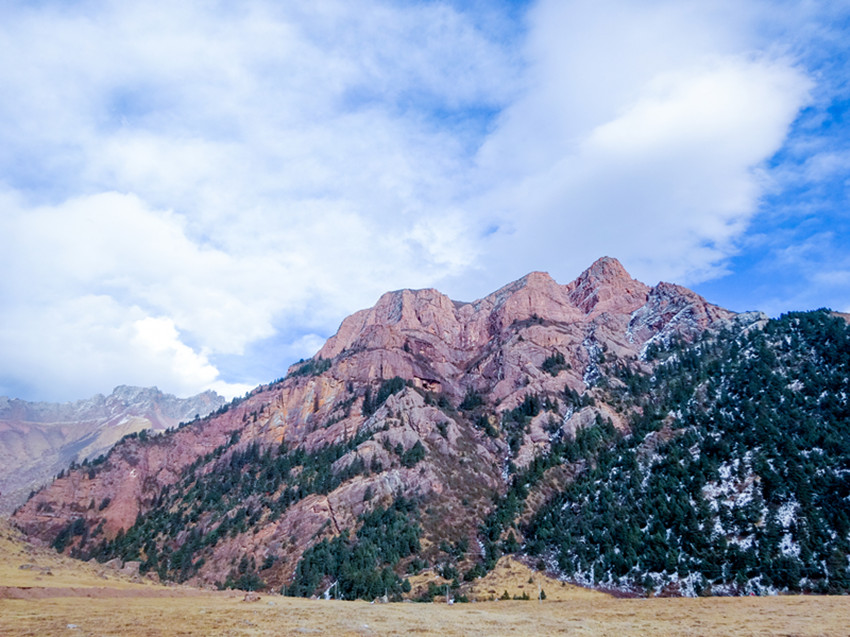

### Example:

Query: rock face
xmin=0 ymin=386 xmax=225 ymax=514
xmin=11 ymin=258 xmax=741 ymax=590
xmin=318 ymin=257 xmax=732 ymax=410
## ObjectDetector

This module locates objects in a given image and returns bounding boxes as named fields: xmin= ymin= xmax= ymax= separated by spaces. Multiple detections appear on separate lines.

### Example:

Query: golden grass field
xmin=2 ymin=521 xmax=849 ymax=636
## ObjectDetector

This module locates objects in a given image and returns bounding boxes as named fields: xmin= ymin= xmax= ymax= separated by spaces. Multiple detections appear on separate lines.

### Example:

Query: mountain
xmin=10 ymin=258 xmax=850 ymax=598
xmin=0 ymin=386 xmax=225 ymax=514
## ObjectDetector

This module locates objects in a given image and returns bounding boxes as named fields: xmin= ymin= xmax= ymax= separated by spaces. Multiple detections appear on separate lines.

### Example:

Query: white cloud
xmin=0 ymin=192 xmax=263 ymax=399
xmin=131 ymin=316 xmax=254 ymax=399
xmin=457 ymin=0 xmax=813 ymax=295
xmin=0 ymin=1 xmax=514 ymax=401
xmin=0 ymin=0 xmax=832 ymax=401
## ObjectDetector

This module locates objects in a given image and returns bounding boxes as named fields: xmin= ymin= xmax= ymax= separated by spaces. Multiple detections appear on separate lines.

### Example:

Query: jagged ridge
xmin=12 ymin=258 xmax=775 ymax=598
xmin=0 ymin=386 xmax=225 ymax=514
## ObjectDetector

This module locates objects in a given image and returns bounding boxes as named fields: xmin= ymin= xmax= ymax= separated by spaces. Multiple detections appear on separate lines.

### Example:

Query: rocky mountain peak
xmin=374 ymin=288 xmax=458 ymax=331
xmin=317 ymin=287 xmax=459 ymax=361
xmin=109 ymin=385 xmax=158 ymax=402
xmin=565 ymin=256 xmax=650 ymax=315
xmin=472 ymin=270 xmax=580 ymax=336
xmin=627 ymin=280 xmax=737 ymax=347
xmin=582 ymin=255 xmax=630 ymax=280
xmin=487 ymin=270 xmax=558 ymax=301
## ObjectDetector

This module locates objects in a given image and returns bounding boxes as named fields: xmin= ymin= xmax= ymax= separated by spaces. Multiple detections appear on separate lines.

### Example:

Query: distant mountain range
xmin=0 ymin=386 xmax=225 ymax=514
xmin=11 ymin=258 xmax=850 ymax=598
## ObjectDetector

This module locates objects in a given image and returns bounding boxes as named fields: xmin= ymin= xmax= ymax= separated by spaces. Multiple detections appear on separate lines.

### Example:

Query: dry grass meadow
xmin=2 ymin=521 xmax=848 ymax=636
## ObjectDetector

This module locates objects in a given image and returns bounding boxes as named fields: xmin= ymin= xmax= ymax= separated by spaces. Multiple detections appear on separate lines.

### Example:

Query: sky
xmin=0 ymin=0 xmax=848 ymax=403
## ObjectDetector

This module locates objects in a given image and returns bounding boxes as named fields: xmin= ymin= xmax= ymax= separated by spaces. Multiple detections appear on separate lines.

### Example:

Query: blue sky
xmin=0 ymin=0 xmax=848 ymax=402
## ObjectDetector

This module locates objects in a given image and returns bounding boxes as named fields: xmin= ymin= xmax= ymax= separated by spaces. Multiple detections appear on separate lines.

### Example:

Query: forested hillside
xmin=523 ymin=310 xmax=850 ymax=595
xmin=76 ymin=377 xmax=431 ymax=592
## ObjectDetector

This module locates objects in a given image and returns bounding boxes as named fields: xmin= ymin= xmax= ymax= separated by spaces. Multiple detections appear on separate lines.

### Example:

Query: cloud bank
xmin=0 ymin=0 xmax=837 ymax=401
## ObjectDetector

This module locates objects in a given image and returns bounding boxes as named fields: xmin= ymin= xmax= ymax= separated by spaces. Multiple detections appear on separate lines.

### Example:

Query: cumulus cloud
xmin=0 ymin=191 xmax=259 ymax=399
